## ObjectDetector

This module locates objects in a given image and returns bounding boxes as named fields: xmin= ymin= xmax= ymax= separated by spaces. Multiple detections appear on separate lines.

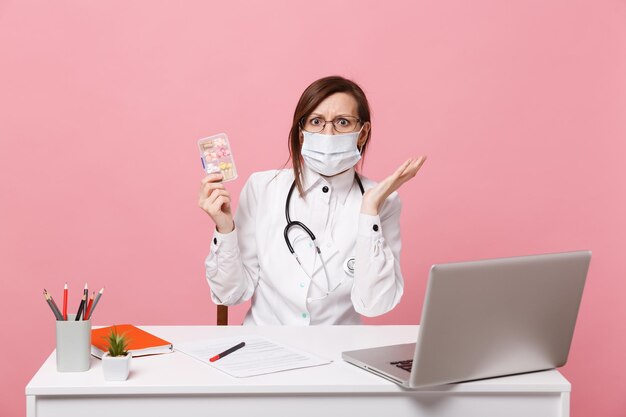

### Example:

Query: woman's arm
xmin=351 ymin=156 xmax=426 ymax=316
xmin=351 ymin=194 xmax=403 ymax=316
xmin=202 ymin=175 xmax=261 ymax=306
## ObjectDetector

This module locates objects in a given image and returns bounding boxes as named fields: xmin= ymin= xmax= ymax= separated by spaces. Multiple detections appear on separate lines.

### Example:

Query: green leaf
xmin=104 ymin=325 xmax=130 ymax=357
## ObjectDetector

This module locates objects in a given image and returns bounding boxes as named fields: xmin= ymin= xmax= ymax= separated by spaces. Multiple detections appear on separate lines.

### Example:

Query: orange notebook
xmin=91 ymin=324 xmax=173 ymax=359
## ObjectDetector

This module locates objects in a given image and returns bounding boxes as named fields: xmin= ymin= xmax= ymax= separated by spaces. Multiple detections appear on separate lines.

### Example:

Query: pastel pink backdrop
xmin=1 ymin=0 xmax=624 ymax=415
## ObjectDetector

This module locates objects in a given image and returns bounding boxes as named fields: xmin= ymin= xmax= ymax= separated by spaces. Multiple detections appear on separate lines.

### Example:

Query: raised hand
xmin=361 ymin=156 xmax=427 ymax=215
xmin=198 ymin=173 xmax=235 ymax=233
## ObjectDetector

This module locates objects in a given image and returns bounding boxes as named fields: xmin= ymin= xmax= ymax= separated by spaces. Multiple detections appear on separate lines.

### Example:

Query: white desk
xmin=26 ymin=325 xmax=570 ymax=417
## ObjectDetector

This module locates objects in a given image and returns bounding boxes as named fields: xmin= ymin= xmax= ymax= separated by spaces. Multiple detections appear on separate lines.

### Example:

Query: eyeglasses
xmin=300 ymin=115 xmax=362 ymax=133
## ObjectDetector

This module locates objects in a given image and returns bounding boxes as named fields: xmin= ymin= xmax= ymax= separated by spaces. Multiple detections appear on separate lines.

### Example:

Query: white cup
xmin=55 ymin=314 xmax=92 ymax=372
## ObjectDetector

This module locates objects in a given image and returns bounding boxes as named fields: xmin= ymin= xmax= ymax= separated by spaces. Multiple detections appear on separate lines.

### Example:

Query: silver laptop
xmin=342 ymin=251 xmax=591 ymax=388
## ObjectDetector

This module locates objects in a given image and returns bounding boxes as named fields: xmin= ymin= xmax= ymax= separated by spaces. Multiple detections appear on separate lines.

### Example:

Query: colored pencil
xmin=82 ymin=282 xmax=88 ymax=307
xmin=78 ymin=282 xmax=88 ymax=320
xmin=84 ymin=291 xmax=94 ymax=320
xmin=62 ymin=282 xmax=68 ymax=320
xmin=75 ymin=293 xmax=86 ymax=321
xmin=87 ymin=287 xmax=104 ymax=320
xmin=44 ymin=289 xmax=63 ymax=320
xmin=43 ymin=290 xmax=63 ymax=320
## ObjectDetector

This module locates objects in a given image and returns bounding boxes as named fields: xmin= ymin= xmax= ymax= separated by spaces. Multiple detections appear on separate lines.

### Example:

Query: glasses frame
xmin=300 ymin=115 xmax=363 ymax=134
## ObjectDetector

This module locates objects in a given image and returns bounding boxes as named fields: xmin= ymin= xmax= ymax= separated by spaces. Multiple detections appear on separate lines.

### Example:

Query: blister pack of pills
xmin=198 ymin=133 xmax=237 ymax=182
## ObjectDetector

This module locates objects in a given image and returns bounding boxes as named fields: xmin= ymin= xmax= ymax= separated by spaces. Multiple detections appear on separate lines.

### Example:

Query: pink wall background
xmin=1 ymin=0 xmax=624 ymax=415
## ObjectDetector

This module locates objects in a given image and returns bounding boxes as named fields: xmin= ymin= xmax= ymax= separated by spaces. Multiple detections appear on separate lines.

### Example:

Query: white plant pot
xmin=102 ymin=352 xmax=132 ymax=381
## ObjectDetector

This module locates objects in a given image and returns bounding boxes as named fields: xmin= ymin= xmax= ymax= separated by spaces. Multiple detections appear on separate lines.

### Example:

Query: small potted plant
xmin=101 ymin=326 xmax=132 ymax=381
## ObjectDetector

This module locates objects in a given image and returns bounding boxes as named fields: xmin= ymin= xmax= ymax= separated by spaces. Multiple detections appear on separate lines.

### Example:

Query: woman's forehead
xmin=311 ymin=92 xmax=358 ymax=116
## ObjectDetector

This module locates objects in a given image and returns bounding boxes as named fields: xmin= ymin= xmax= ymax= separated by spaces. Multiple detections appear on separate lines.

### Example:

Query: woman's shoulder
xmin=244 ymin=168 xmax=294 ymax=192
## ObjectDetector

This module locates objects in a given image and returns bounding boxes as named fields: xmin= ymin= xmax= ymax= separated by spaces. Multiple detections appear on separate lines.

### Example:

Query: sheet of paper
xmin=175 ymin=335 xmax=332 ymax=377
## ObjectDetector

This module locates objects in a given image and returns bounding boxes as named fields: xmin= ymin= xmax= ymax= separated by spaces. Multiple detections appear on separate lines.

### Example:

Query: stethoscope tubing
xmin=283 ymin=173 xmax=365 ymax=298
xmin=283 ymin=173 xmax=364 ymax=254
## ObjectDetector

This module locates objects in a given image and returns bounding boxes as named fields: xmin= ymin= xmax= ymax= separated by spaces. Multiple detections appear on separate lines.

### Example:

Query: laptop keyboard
xmin=390 ymin=359 xmax=413 ymax=372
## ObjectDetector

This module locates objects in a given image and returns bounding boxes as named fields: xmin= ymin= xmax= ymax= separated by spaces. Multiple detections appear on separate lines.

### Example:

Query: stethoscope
xmin=283 ymin=172 xmax=365 ymax=300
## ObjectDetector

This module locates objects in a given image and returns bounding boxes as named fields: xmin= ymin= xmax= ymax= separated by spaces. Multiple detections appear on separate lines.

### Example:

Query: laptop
xmin=342 ymin=251 xmax=591 ymax=388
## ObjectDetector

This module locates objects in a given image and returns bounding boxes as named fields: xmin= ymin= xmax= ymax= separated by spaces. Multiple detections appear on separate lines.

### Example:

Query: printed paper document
xmin=175 ymin=335 xmax=331 ymax=377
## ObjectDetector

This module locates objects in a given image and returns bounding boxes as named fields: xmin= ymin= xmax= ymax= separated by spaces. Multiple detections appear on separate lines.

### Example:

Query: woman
xmin=199 ymin=76 xmax=426 ymax=325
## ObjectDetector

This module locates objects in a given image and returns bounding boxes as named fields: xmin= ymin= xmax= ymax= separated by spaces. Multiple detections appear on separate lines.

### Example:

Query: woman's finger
xmin=209 ymin=195 xmax=231 ymax=215
xmin=201 ymin=173 xmax=224 ymax=185
xmin=392 ymin=158 xmax=413 ymax=179
xmin=376 ymin=158 xmax=413 ymax=191
xmin=198 ymin=181 xmax=226 ymax=202
xmin=413 ymin=155 xmax=427 ymax=172
xmin=202 ymin=181 xmax=226 ymax=196
xmin=206 ymin=189 xmax=231 ymax=206
xmin=201 ymin=189 xmax=219 ymax=209
xmin=398 ymin=156 xmax=427 ymax=181
xmin=385 ymin=156 xmax=427 ymax=194
xmin=203 ymin=179 xmax=226 ymax=188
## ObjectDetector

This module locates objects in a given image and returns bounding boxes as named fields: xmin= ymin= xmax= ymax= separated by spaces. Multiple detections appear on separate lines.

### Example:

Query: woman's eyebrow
xmin=309 ymin=113 xmax=355 ymax=118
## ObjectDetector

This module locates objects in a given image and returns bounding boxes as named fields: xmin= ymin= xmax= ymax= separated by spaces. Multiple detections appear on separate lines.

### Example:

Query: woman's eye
xmin=337 ymin=118 xmax=349 ymax=126
xmin=310 ymin=118 xmax=321 ymax=125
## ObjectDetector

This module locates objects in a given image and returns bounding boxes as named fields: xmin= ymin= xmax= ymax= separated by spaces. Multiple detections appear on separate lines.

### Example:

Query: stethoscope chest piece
xmin=343 ymin=257 xmax=356 ymax=276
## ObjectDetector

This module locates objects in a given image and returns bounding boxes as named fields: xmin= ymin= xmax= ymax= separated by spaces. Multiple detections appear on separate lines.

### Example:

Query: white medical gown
xmin=205 ymin=165 xmax=404 ymax=325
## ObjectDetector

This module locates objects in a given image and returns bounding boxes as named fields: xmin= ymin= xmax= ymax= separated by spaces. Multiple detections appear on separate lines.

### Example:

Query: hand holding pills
xmin=197 ymin=133 xmax=238 ymax=233
xmin=198 ymin=173 xmax=235 ymax=233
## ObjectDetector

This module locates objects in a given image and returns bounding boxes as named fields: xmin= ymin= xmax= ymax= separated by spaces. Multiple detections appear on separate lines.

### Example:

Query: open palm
xmin=361 ymin=156 xmax=427 ymax=215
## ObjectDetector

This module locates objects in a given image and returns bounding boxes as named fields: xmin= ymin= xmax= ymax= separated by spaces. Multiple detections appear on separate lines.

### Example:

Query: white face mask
xmin=301 ymin=130 xmax=362 ymax=176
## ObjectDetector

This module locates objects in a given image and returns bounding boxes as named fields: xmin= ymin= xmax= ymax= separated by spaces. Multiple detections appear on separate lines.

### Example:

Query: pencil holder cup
xmin=55 ymin=314 xmax=92 ymax=372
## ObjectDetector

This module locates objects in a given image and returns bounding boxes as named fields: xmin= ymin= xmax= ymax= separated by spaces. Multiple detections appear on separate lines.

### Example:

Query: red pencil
xmin=62 ymin=283 xmax=68 ymax=320
xmin=84 ymin=291 xmax=95 ymax=320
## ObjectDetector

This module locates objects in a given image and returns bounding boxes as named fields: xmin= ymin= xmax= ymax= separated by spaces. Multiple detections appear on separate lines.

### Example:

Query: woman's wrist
xmin=360 ymin=202 xmax=379 ymax=216
xmin=216 ymin=220 xmax=235 ymax=234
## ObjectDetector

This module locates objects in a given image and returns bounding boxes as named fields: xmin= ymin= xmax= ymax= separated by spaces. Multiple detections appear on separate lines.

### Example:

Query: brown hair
xmin=288 ymin=76 xmax=372 ymax=196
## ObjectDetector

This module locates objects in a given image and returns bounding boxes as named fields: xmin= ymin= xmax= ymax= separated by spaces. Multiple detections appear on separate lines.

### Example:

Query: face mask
xmin=301 ymin=130 xmax=362 ymax=176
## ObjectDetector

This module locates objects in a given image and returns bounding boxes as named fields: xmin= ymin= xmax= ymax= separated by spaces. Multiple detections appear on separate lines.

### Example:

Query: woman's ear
xmin=299 ymin=129 xmax=304 ymax=145
xmin=357 ymin=122 xmax=371 ymax=150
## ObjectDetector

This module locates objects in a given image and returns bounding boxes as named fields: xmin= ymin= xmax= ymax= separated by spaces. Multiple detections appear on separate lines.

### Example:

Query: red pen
xmin=209 ymin=342 xmax=245 ymax=362
xmin=62 ymin=283 xmax=68 ymax=320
